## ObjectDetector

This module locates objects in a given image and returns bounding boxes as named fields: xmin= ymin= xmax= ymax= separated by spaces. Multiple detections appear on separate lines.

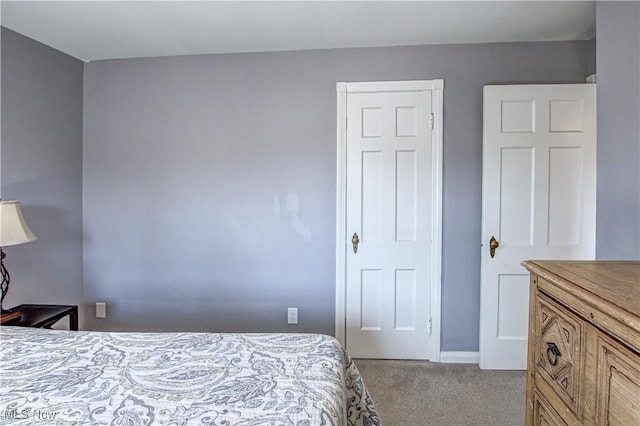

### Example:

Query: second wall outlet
xmin=96 ymin=302 xmax=107 ymax=319
xmin=287 ymin=307 xmax=298 ymax=324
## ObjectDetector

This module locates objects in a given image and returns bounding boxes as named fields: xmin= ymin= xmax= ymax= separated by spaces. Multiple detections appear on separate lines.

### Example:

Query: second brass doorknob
xmin=489 ymin=236 xmax=500 ymax=258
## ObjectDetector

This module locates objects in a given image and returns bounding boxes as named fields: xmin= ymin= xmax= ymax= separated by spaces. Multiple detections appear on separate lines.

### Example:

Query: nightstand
xmin=0 ymin=304 xmax=78 ymax=330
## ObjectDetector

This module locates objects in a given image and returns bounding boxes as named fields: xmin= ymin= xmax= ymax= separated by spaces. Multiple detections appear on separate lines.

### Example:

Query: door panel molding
xmin=335 ymin=80 xmax=443 ymax=361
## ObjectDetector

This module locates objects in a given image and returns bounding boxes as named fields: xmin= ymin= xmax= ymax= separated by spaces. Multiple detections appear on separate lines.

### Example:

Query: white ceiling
xmin=1 ymin=1 xmax=596 ymax=63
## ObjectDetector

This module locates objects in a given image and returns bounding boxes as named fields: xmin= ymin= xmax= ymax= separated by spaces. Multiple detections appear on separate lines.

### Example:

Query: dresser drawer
xmin=593 ymin=332 xmax=640 ymax=425
xmin=533 ymin=390 xmax=567 ymax=426
xmin=535 ymin=291 xmax=586 ymax=418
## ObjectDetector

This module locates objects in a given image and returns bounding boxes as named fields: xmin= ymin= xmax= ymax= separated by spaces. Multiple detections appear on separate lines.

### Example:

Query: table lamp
xmin=0 ymin=201 xmax=37 ymax=314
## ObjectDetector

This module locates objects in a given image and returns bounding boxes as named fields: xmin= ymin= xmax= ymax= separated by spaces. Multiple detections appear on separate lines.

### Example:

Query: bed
xmin=0 ymin=327 xmax=379 ymax=425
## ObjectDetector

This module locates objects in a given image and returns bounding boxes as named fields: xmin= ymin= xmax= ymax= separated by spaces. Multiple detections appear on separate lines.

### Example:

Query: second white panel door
xmin=479 ymin=84 xmax=597 ymax=369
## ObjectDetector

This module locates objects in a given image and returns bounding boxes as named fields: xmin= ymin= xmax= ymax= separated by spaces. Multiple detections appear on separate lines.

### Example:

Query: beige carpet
xmin=354 ymin=359 xmax=526 ymax=426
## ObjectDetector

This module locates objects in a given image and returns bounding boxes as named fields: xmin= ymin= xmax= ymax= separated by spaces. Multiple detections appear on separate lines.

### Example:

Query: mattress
xmin=0 ymin=327 xmax=379 ymax=425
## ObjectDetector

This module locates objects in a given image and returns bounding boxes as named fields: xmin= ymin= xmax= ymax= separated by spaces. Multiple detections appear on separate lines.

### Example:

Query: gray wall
xmin=4 ymin=9 xmax=637 ymax=351
xmin=596 ymin=2 xmax=640 ymax=260
xmin=0 ymin=28 xmax=84 ymax=317
xmin=83 ymin=41 xmax=592 ymax=350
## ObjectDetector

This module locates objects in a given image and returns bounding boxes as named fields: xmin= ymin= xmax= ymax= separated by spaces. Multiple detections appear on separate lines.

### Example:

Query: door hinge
xmin=344 ymin=316 xmax=349 ymax=346
xmin=430 ymin=113 xmax=434 ymax=131
xmin=428 ymin=318 xmax=433 ymax=335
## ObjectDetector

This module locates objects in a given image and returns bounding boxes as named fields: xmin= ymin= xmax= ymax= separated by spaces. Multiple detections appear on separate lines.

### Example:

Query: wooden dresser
xmin=522 ymin=260 xmax=639 ymax=425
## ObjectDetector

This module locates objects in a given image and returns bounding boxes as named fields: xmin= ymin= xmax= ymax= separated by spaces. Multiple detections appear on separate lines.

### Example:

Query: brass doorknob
xmin=352 ymin=233 xmax=360 ymax=254
xmin=489 ymin=236 xmax=500 ymax=258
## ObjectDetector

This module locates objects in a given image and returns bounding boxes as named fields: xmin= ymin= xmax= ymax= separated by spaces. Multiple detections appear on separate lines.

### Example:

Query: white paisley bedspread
xmin=0 ymin=327 xmax=380 ymax=425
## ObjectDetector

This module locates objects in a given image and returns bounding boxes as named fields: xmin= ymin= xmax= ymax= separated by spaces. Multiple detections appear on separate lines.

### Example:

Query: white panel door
xmin=345 ymin=89 xmax=432 ymax=359
xmin=480 ymin=84 xmax=596 ymax=370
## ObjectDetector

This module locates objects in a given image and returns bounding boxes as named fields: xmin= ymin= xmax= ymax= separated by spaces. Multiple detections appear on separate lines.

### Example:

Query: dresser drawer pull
xmin=546 ymin=342 xmax=562 ymax=366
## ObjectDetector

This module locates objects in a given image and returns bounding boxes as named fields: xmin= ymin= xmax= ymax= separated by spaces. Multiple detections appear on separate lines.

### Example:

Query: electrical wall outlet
xmin=96 ymin=302 xmax=107 ymax=319
xmin=287 ymin=307 xmax=298 ymax=324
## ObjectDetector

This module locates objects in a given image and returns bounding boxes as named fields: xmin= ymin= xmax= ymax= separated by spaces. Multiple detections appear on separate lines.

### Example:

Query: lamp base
xmin=1 ymin=248 xmax=10 ymax=315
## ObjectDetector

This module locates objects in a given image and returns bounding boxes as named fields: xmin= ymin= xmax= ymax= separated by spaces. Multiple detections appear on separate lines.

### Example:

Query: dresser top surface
xmin=522 ymin=260 xmax=640 ymax=318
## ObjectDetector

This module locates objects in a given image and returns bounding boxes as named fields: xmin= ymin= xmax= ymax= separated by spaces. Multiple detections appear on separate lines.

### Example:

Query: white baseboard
xmin=440 ymin=351 xmax=479 ymax=364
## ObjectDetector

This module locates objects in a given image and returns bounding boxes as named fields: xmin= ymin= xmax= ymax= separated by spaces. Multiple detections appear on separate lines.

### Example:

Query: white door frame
xmin=335 ymin=80 xmax=444 ymax=361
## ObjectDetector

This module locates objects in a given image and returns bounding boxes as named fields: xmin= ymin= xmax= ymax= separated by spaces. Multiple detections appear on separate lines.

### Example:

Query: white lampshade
xmin=0 ymin=201 xmax=37 ymax=247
